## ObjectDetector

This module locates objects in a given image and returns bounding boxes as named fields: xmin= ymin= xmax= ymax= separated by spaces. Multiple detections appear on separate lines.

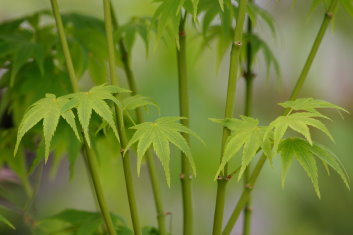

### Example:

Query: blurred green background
xmin=0 ymin=0 xmax=352 ymax=234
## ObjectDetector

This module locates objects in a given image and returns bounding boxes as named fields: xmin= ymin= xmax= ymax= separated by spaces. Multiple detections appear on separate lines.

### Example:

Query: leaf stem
xmin=177 ymin=12 xmax=194 ymax=235
xmin=110 ymin=5 xmax=167 ymax=235
xmin=212 ymin=1 xmax=248 ymax=235
xmin=243 ymin=2 xmax=254 ymax=234
xmin=222 ymin=1 xmax=339 ymax=234
xmin=50 ymin=1 xmax=117 ymax=234
xmin=102 ymin=1 xmax=141 ymax=234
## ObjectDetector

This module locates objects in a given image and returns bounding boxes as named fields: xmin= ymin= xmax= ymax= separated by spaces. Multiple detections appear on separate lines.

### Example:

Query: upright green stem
xmin=110 ymin=6 xmax=167 ymax=234
xmin=84 ymin=146 xmax=117 ymax=235
xmin=243 ymin=4 xmax=254 ymax=235
xmin=177 ymin=13 xmax=193 ymax=235
xmin=222 ymin=1 xmax=339 ymax=234
xmin=102 ymin=1 xmax=141 ymax=234
xmin=50 ymin=0 xmax=78 ymax=92
xmin=212 ymin=1 xmax=248 ymax=235
xmin=50 ymin=1 xmax=116 ymax=234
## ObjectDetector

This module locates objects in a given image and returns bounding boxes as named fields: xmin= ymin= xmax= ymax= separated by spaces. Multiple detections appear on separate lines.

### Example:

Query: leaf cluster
xmin=213 ymin=98 xmax=350 ymax=197
xmin=14 ymin=84 xmax=128 ymax=162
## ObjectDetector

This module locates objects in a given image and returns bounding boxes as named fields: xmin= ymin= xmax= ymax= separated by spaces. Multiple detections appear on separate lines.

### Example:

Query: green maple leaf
xmin=125 ymin=116 xmax=202 ymax=187
xmin=212 ymin=116 xmax=269 ymax=180
xmin=278 ymin=98 xmax=349 ymax=115
xmin=265 ymin=111 xmax=334 ymax=158
xmin=62 ymin=84 xmax=130 ymax=147
xmin=14 ymin=94 xmax=80 ymax=162
xmin=279 ymin=137 xmax=350 ymax=198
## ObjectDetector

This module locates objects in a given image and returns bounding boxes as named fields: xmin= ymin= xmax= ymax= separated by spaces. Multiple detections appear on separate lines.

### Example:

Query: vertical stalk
xmin=102 ymin=1 xmax=141 ymax=234
xmin=50 ymin=1 xmax=116 ymax=234
xmin=243 ymin=3 xmax=254 ymax=234
xmin=84 ymin=146 xmax=117 ymax=235
xmin=111 ymin=6 xmax=167 ymax=234
xmin=212 ymin=1 xmax=248 ymax=235
xmin=222 ymin=1 xmax=339 ymax=234
xmin=177 ymin=13 xmax=193 ymax=235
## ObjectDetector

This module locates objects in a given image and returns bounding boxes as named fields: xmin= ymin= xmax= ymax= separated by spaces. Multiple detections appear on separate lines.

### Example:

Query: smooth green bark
xmin=243 ymin=4 xmax=254 ymax=234
xmin=212 ymin=1 xmax=248 ymax=235
xmin=177 ymin=13 xmax=193 ymax=235
xmin=102 ymin=1 xmax=141 ymax=234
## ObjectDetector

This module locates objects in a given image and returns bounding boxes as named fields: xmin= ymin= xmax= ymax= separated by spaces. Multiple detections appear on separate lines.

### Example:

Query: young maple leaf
xmin=211 ymin=116 xmax=269 ymax=180
xmin=14 ymin=94 xmax=80 ymax=162
xmin=279 ymin=137 xmax=350 ymax=198
xmin=62 ymin=84 xmax=130 ymax=147
xmin=278 ymin=97 xmax=349 ymax=115
xmin=264 ymin=112 xmax=334 ymax=158
xmin=125 ymin=116 xmax=203 ymax=187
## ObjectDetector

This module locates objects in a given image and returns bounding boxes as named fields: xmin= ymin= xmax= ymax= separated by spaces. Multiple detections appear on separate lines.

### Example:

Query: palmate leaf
xmin=126 ymin=116 xmax=202 ymax=186
xmin=279 ymin=97 xmax=349 ymax=115
xmin=14 ymin=94 xmax=80 ymax=162
xmin=117 ymin=17 xmax=152 ymax=54
xmin=62 ymin=84 xmax=130 ymax=147
xmin=212 ymin=116 xmax=269 ymax=180
xmin=153 ymin=0 xmax=183 ymax=46
xmin=265 ymin=111 xmax=334 ymax=158
xmin=122 ymin=95 xmax=159 ymax=112
xmin=242 ymin=33 xmax=280 ymax=79
xmin=247 ymin=2 xmax=277 ymax=38
xmin=279 ymin=137 xmax=350 ymax=198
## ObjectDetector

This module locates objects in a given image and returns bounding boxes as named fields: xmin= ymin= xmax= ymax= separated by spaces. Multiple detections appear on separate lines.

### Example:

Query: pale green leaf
xmin=309 ymin=143 xmax=350 ymax=189
xmin=279 ymin=98 xmax=349 ymax=115
xmin=15 ymin=94 xmax=80 ymax=161
xmin=126 ymin=116 xmax=201 ymax=187
xmin=212 ymin=116 xmax=266 ymax=180
xmin=279 ymin=138 xmax=320 ymax=198
xmin=63 ymin=84 xmax=127 ymax=146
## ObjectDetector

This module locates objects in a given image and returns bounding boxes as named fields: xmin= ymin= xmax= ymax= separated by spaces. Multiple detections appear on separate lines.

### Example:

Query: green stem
xmin=102 ymin=1 xmax=141 ymax=234
xmin=222 ymin=155 xmax=266 ymax=235
xmin=243 ymin=4 xmax=254 ymax=235
xmin=50 ymin=1 xmax=116 ymax=234
xmin=50 ymin=0 xmax=79 ymax=92
xmin=222 ymin=1 xmax=339 ymax=234
xmin=84 ymin=146 xmax=117 ymax=235
xmin=212 ymin=1 xmax=248 ymax=235
xmin=111 ymin=6 xmax=167 ymax=233
xmin=288 ymin=0 xmax=338 ymax=103
xmin=177 ymin=13 xmax=193 ymax=235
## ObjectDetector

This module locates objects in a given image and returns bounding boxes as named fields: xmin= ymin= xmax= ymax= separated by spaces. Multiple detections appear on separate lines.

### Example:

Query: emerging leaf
xmin=63 ymin=84 xmax=129 ymax=147
xmin=15 ymin=94 xmax=80 ymax=162
xmin=279 ymin=137 xmax=350 ymax=198
xmin=126 ymin=116 xmax=202 ymax=186
xmin=212 ymin=116 xmax=268 ymax=180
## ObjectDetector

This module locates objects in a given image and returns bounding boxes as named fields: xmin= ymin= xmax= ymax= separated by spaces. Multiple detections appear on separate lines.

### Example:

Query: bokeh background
xmin=0 ymin=0 xmax=352 ymax=234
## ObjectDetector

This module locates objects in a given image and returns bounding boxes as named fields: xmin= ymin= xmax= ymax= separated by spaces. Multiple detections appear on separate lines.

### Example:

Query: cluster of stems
xmin=49 ymin=0 xmax=339 ymax=234
xmin=50 ymin=0 xmax=117 ymax=234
